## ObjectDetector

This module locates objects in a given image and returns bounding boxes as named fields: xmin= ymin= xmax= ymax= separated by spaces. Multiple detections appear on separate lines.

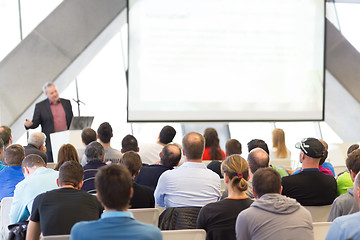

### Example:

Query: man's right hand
xmin=24 ymin=120 xmax=33 ymax=128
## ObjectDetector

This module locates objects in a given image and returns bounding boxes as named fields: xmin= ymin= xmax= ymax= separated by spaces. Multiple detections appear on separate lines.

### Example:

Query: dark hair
xmin=85 ymin=141 xmax=105 ymax=162
xmin=120 ymin=151 xmax=142 ymax=176
xmin=58 ymin=160 xmax=84 ymax=187
xmin=159 ymin=126 xmax=176 ymax=144
xmin=318 ymin=139 xmax=329 ymax=165
xmin=204 ymin=128 xmax=223 ymax=160
xmin=182 ymin=132 xmax=205 ymax=160
xmin=225 ymin=139 xmax=242 ymax=156
xmin=252 ymin=167 xmax=281 ymax=198
xmin=95 ymin=164 xmax=132 ymax=210
xmin=0 ymin=126 xmax=11 ymax=145
xmin=4 ymin=144 xmax=25 ymax=166
xmin=22 ymin=154 xmax=46 ymax=169
xmin=0 ymin=138 xmax=4 ymax=149
xmin=247 ymin=148 xmax=269 ymax=174
xmin=55 ymin=144 xmax=79 ymax=171
xmin=121 ymin=135 xmax=138 ymax=153
xmin=160 ymin=144 xmax=182 ymax=167
xmin=81 ymin=128 xmax=97 ymax=145
xmin=346 ymin=149 xmax=360 ymax=175
xmin=97 ymin=122 xmax=113 ymax=143
xmin=221 ymin=155 xmax=249 ymax=192
xmin=247 ymin=139 xmax=269 ymax=155
xmin=347 ymin=144 xmax=359 ymax=156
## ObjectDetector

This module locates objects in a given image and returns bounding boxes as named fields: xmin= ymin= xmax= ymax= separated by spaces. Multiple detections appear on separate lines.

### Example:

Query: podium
xmin=50 ymin=130 xmax=83 ymax=163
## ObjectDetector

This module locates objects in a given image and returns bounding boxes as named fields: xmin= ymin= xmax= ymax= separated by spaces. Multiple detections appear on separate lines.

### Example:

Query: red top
xmin=202 ymin=147 xmax=226 ymax=160
xmin=49 ymin=100 xmax=67 ymax=132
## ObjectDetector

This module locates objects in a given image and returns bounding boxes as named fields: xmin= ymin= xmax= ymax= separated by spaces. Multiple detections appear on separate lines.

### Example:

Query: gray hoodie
xmin=328 ymin=187 xmax=359 ymax=222
xmin=236 ymin=193 xmax=313 ymax=240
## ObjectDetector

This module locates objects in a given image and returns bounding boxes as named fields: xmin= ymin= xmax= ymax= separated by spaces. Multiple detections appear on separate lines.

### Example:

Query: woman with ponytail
xmin=197 ymin=155 xmax=253 ymax=240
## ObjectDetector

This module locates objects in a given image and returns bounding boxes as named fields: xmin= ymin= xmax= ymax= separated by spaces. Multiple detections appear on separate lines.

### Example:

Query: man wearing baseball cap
xmin=281 ymin=138 xmax=337 ymax=206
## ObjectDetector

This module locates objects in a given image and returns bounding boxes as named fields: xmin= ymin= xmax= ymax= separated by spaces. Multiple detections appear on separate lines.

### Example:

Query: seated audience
xmin=24 ymin=132 xmax=48 ymax=163
xmin=197 ymin=155 xmax=253 ymax=240
xmin=54 ymin=143 xmax=79 ymax=170
xmin=139 ymin=125 xmax=177 ymax=165
xmin=270 ymin=128 xmax=291 ymax=160
xmin=97 ymin=122 xmax=122 ymax=164
xmin=81 ymin=141 xmax=106 ymax=194
xmin=202 ymin=128 xmax=225 ymax=161
xmin=326 ymin=172 xmax=360 ymax=240
xmin=70 ymin=164 xmax=162 ymax=240
xmin=328 ymin=149 xmax=360 ymax=221
xmin=26 ymin=161 xmax=103 ymax=239
xmin=9 ymin=154 xmax=58 ymax=224
xmin=282 ymin=137 xmax=337 ymax=206
xmin=154 ymin=132 xmax=220 ymax=208
xmin=135 ymin=143 xmax=181 ymax=192
xmin=0 ymin=125 xmax=12 ymax=165
xmin=121 ymin=134 xmax=139 ymax=153
xmin=0 ymin=144 xmax=25 ymax=200
xmin=0 ymin=139 xmax=5 ymax=171
xmin=78 ymin=127 xmax=97 ymax=166
xmin=120 ymin=151 xmax=154 ymax=208
xmin=236 ymin=168 xmax=313 ymax=240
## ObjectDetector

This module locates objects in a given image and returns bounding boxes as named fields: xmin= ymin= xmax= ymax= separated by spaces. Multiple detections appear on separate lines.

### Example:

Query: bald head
xmin=182 ymin=132 xmax=205 ymax=160
xmin=160 ymin=143 xmax=182 ymax=167
xmin=247 ymin=148 xmax=269 ymax=174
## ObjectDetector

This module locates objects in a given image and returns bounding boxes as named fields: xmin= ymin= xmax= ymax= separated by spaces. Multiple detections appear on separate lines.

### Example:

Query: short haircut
xmin=160 ymin=144 xmax=182 ymax=167
xmin=348 ymin=144 xmax=359 ymax=156
xmin=42 ymin=82 xmax=55 ymax=94
xmin=28 ymin=132 xmax=46 ymax=148
xmin=22 ymin=154 xmax=46 ymax=169
xmin=253 ymin=167 xmax=281 ymax=198
xmin=225 ymin=139 xmax=242 ymax=155
xmin=0 ymin=126 xmax=12 ymax=145
xmin=85 ymin=141 xmax=105 ymax=162
xmin=247 ymin=139 xmax=269 ymax=155
xmin=346 ymin=149 xmax=360 ymax=175
xmin=247 ymin=148 xmax=270 ymax=174
xmin=121 ymin=135 xmax=138 ymax=153
xmin=97 ymin=122 xmax=113 ymax=143
xmin=159 ymin=126 xmax=176 ymax=144
xmin=95 ymin=164 xmax=132 ymax=210
xmin=55 ymin=144 xmax=80 ymax=171
xmin=0 ymin=138 xmax=4 ymax=149
xmin=182 ymin=132 xmax=205 ymax=160
xmin=81 ymin=128 xmax=97 ymax=145
xmin=5 ymin=144 xmax=25 ymax=166
xmin=120 ymin=151 xmax=142 ymax=176
xmin=58 ymin=160 xmax=84 ymax=187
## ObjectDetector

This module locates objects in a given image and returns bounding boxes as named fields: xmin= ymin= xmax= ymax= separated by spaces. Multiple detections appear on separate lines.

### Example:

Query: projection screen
xmin=128 ymin=0 xmax=325 ymax=122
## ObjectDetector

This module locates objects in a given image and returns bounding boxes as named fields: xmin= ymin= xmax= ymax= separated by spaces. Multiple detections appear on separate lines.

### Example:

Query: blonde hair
xmin=221 ymin=155 xmax=248 ymax=192
xmin=272 ymin=128 xmax=288 ymax=158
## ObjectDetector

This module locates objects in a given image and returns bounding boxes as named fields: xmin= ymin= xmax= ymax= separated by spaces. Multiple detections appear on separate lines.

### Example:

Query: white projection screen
xmin=127 ymin=0 xmax=325 ymax=122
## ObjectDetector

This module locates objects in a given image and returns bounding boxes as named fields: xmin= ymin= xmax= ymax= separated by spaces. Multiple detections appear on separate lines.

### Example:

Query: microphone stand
xmin=73 ymin=78 xmax=85 ymax=117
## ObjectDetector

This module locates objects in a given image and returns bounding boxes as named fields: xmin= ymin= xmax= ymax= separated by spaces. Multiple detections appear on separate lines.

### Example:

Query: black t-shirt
xmin=281 ymin=169 xmax=337 ymax=206
xmin=197 ymin=198 xmax=253 ymax=240
xmin=130 ymin=182 xmax=155 ymax=209
xmin=30 ymin=188 xmax=103 ymax=236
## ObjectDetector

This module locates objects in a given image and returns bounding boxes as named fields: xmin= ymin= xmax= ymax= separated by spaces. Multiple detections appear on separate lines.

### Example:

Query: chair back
xmin=0 ymin=197 xmax=13 ymax=232
xmin=304 ymin=205 xmax=332 ymax=222
xmin=41 ymin=235 xmax=70 ymax=240
xmin=313 ymin=222 xmax=331 ymax=240
xmin=162 ymin=229 xmax=206 ymax=240
xmin=128 ymin=208 xmax=160 ymax=226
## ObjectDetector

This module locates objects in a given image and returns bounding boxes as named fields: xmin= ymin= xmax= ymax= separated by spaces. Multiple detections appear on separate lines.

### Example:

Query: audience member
xmin=282 ymin=137 xmax=337 ymax=206
xmin=236 ymin=168 xmax=313 ymax=240
xmin=26 ymin=161 xmax=103 ymax=239
xmin=121 ymin=134 xmax=139 ymax=153
xmin=203 ymin=128 xmax=226 ymax=178
xmin=70 ymin=164 xmax=162 ymax=240
xmin=154 ymin=132 xmax=220 ymax=208
xmin=0 ymin=139 xmax=5 ymax=171
xmin=197 ymin=155 xmax=253 ymax=240
xmin=0 ymin=125 xmax=13 ymax=149
xmin=120 ymin=151 xmax=154 ymax=208
xmin=328 ymin=149 xmax=360 ymax=221
xmin=0 ymin=144 xmax=25 ymax=200
xmin=135 ymin=143 xmax=181 ymax=192
xmin=81 ymin=142 xmax=106 ymax=194
xmin=97 ymin=122 xmax=122 ymax=164
xmin=9 ymin=154 xmax=58 ymax=224
xmin=270 ymin=128 xmax=291 ymax=160
xmin=78 ymin=127 xmax=97 ymax=165
xmin=225 ymin=139 xmax=242 ymax=156
xmin=139 ymin=125 xmax=176 ymax=165
xmin=54 ymin=144 xmax=79 ymax=171
xmin=24 ymin=132 xmax=48 ymax=163
xmin=326 ymin=171 xmax=360 ymax=240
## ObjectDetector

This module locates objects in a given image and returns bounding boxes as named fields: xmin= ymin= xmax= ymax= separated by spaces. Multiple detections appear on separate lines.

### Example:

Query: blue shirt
xmin=9 ymin=167 xmax=59 ymax=224
xmin=0 ymin=161 xmax=7 ymax=171
xmin=0 ymin=166 xmax=25 ymax=201
xmin=71 ymin=211 xmax=162 ymax=240
xmin=326 ymin=211 xmax=360 ymax=240
xmin=154 ymin=161 xmax=221 ymax=208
